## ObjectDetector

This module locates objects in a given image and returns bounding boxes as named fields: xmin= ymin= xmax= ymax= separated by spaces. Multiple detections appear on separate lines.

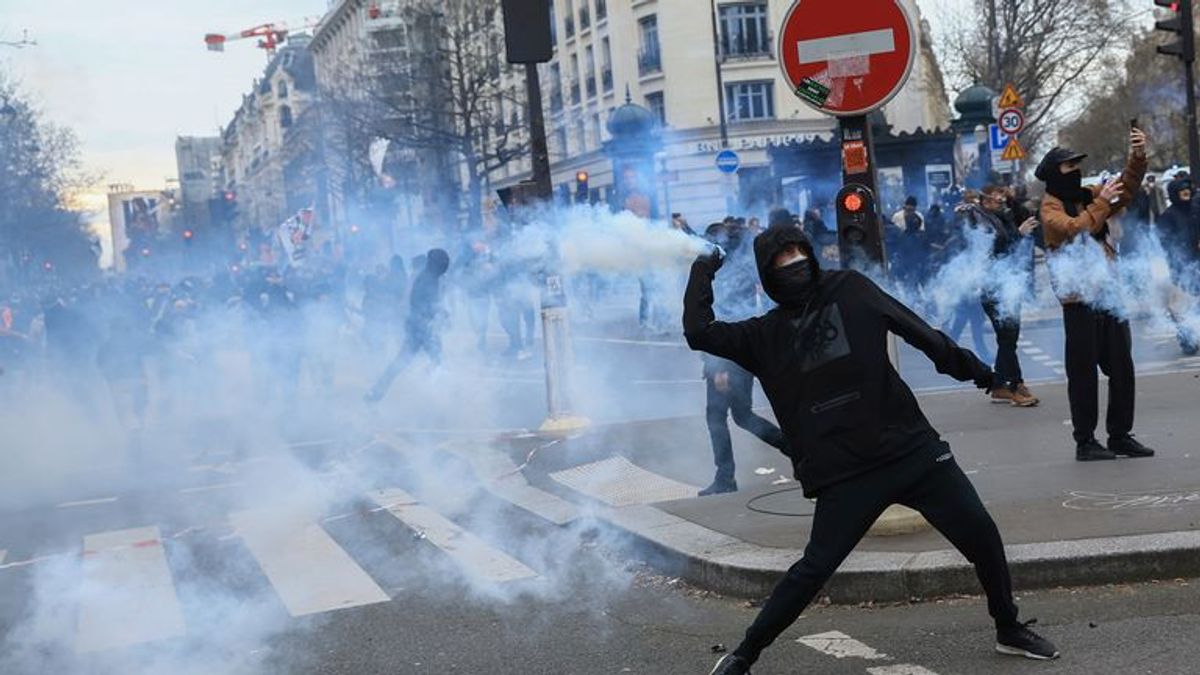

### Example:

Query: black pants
xmin=1062 ymin=304 xmax=1135 ymax=445
xmin=706 ymin=370 xmax=787 ymax=484
xmin=733 ymin=442 xmax=1020 ymax=664
xmin=982 ymin=297 xmax=1023 ymax=388
xmin=368 ymin=329 xmax=442 ymax=400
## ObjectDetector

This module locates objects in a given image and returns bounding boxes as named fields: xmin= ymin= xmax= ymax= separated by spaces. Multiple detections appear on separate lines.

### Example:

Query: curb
xmin=600 ymin=502 xmax=1200 ymax=602
xmin=402 ymin=437 xmax=1200 ymax=604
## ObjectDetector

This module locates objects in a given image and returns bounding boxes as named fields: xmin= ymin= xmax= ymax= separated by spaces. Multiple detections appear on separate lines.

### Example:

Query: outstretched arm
xmin=863 ymin=275 xmax=995 ymax=389
xmin=683 ymin=253 xmax=760 ymax=373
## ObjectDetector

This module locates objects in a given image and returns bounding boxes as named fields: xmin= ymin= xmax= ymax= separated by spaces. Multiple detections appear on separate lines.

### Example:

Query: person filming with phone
xmin=1036 ymin=125 xmax=1154 ymax=462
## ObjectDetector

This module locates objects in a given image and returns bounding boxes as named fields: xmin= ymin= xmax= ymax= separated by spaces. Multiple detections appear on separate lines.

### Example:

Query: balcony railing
xmin=638 ymin=48 xmax=662 ymax=75
xmin=585 ymin=75 xmax=597 ymax=98
xmin=601 ymin=66 xmax=613 ymax=91
xmin=720 ymin=34 xmax=774 ymax=62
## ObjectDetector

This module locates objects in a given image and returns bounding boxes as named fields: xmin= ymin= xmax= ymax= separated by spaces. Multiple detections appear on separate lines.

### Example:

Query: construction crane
xmin=204 ymin=17 xmax=321 ymax=56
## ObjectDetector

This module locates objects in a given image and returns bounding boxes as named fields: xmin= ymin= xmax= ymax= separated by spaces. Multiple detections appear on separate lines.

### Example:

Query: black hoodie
xmin=684 ymin=223 xmax=994 ymax=497
xmin=1158 ymin=179 xmax=1199 ymax=262
xmin=406 ymin=248 xmax=450 ymax=339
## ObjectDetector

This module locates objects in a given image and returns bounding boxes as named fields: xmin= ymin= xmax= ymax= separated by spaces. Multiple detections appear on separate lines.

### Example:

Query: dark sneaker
xmin=698 ymin=480 xmax=738 ymax=497
xmin=1109 ymin=435 xmax=1155 ymax=458
xmin=996 ymin=619 xmax=1060 ymax=660
xmin=709 ymin=654 xmax=751 ymax=674
xmin=1076 ymin=438 xmax=1116 ymax=462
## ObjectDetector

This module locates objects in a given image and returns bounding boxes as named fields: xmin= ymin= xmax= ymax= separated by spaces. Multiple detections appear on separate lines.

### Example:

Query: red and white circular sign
xmin=998 ymin=108 xmax=1025 ymax=135
xmin=777 ymin=0 xmax=917 ymax=117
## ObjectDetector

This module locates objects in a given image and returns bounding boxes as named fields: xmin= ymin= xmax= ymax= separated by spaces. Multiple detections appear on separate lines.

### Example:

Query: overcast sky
xmin=1 ymin=0 xmax=964 ymax=194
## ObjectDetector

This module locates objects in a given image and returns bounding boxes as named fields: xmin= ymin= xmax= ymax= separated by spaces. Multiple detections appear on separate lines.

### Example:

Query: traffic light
xmin=835 ymin=183 xmax=885 ymax=269
xmin=574 ymin=171 xmax=589 ymax=204
xmin=1155 ymin=0 xmax=1195 ymax=61
xmin=182 ymin=228 xmax=195 ymax=242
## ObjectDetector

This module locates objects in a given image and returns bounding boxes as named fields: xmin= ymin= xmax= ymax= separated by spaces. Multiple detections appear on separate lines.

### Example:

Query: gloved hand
xmin=695 ymin=244 xmax=726 ymax=273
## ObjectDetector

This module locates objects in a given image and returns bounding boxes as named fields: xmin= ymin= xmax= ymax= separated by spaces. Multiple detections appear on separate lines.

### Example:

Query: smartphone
xmin=1130 ymin=118 xmax=1139 ymax=130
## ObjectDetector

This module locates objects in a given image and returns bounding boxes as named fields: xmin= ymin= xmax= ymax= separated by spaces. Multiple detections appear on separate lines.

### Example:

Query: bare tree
xmin=934 ymin=0 xmax=1137 ymax=152
xmin=0 ymin=71 xmax=98 ymax=285
xmin=323 ymin=0 xmax=528 ymax=232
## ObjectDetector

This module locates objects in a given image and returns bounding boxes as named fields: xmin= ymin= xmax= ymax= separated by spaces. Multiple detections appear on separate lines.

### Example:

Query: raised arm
xmin=683 ymin=253 xmax=759 ymax=372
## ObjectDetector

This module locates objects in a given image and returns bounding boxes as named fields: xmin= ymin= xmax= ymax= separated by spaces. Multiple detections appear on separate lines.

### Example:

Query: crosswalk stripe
xmin=868 ymin=665 xmax=941 ymax=675
xmin=549 ymin=456 xmax=699 ymax=507
xmin=368 ymin=488 xmax=538 ymax=584
xmin=1030 ymin=354 xmax=1052 ymax=362
xmin=75 ymin=526 xmax=186 ymax=653
xmin=229 ymin=509 xmax=390 ymax=617
xmin=796 ymin=630 xmax=890 ymax=660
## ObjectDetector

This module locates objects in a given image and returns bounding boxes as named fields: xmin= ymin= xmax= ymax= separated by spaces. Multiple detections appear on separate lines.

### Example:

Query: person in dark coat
xmin=1157 ymin=177 xmax=1199 ymax=288
xmin=688 ymin=222 xmax=1058 ymax=674
xmin=695 ymin=222 xmax=789 ymax=496
xmin=365 ymin=248 xmax=450 ymax=402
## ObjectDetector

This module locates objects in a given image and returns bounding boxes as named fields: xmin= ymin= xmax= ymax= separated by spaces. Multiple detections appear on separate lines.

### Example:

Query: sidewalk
xmin=488 ymin=370 xmax=1200 ymax=602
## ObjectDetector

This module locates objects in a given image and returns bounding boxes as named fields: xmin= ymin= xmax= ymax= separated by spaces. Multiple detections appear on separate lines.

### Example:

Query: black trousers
xmin=1062 ymin=304 xmax=1135 ymax=445
xmin=705 ymin=369 xmax=787 ymax=484
xmin=733 ymin=442 xmax=1020 ymax=664
xmin=982 ymin=297 xmax=1023 ymax=388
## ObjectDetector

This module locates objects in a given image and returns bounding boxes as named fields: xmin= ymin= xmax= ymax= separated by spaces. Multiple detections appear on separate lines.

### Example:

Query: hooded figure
xmin=365 ymin=248 xmax=450 ymax=402
xmin=1157 ymin=177 xmax=1199 ymax=272
xmin=689 ymin=221 xmax=1057 ymax=675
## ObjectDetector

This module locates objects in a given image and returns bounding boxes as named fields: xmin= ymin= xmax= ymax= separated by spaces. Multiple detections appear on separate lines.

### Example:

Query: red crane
xmin=204 ymin=17 xmax=320 ymax=56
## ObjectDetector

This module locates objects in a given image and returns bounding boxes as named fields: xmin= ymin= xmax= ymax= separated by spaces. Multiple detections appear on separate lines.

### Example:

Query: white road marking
xmin=76 ymin=526 xmax=186 ymax=653
xmin=797 ymin=630 xmax=891 ymax=660
xmin=549 ymin=456 xmax=699 ymax=507
xmin=631 ymin=379 xmax=704 ymax=385
xmin=796 ymin=29 xmax=896 ymax=63
xmin=0 ymin=549 xmax=5 ymax=564
xmin=179 ymin=482 xmax=245 ymax=495
xmin=1022 ymin=347 xmax=1045 ymax=355
xmin=868 ymin=666 xmax=941 ymax=675
xmin=56 ymin=497 xmax=119 ymax=509
xmin=574 ymin=335 xmax=685 ymax=348
xmin=1017 ymin=340 xmax=1034 ymax=347
xmin=368 ymin=488 xmax=538 ymax=584
xmin=229 ymin=509 xmax=390 ymax=617
xmin=1030 ymin=354 xmax=1052 ymax=362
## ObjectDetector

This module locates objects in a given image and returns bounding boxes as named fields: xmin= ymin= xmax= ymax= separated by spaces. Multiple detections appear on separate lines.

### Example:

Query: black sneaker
xmin=698 ymin=480 xmax=738 ymax=497
xmin=1076 ymin=438 xmax=1116 ymax=462
xmin=709 ymin=654 xmax=751 ymax=675
xmin=996 ymin=619 xmax=1060 ymax=660
xmin=1109 ymin=435 xmax=1155 ymax=458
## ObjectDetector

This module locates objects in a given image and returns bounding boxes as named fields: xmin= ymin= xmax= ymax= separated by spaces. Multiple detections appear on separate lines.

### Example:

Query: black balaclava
xmin=767 ymin=257 xmax=818 ymax=308
xmin=1044 ymin=168 xmax=1092 ymax=217
xmin=754 ymin=220 xmax=820 ymax=309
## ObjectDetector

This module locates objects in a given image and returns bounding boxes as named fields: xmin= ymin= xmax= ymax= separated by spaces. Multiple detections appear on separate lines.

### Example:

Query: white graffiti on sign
xmin=1063 ymin=490 xmax=1200 ymax=511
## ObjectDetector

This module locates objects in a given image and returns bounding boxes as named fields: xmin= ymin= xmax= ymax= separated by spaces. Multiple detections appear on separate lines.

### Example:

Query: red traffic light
xmin=182 ymin=229 xmax=195 ymax=240
xmin=224 ymin=190 xmax=236 ymax=202
xmin=575 ymin=171 xmax=589 ymax=183
xmin=843 ymin=192 xmax=865 ymax=213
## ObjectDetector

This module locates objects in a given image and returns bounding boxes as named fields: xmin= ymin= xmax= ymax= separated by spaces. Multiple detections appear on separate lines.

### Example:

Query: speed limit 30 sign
xmin=998 ymin=108 xmax=1025 ymax=135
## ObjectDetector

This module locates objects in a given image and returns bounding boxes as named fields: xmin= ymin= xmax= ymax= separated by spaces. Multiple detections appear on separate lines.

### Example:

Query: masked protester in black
xmin=365 ymin=248 xmax=450 ymax=403
xmin=1158 ymin=178 xmax=1200 ymax=287
xmin=687 ymin=222 xmax=1059 ymax=675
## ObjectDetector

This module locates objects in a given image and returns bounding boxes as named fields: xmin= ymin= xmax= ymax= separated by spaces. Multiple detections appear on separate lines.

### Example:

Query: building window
xmin=576 ymin=119 xmax=587 ymax=151
xmin=725 ymin=81 xmax=774 ymax=121
xmin=638 ymin=16 xmax=661 ymax=75
xmin=646 ymin=92 xmax=666 ymax=126
xmin=580 ymin=1 xmax=590 ymax=30
xmin=554 ymin=126 xmax=568 ymax=156
xmin=549 ymin=2 xmax=558 ymax=45
xmin=592 ymin=112 xmax=603 ymax=145
xmin=596 ymin=0 xmax=607 ymax=21
xmin=601 ymin=38 xmax=614 ymax=92
xmin=280 ymin=105 xmax=294 ymax=128
xmin=550 ymin=63 xmax=563 ymax=112
xmin=277 ymin=80 xmax=289 ymax=98
xmin=585 ymin=46 xmax=597 ymax=98
xmin=719 ymin=3 xmax=772 ymax=59
xmin=564 ymin=0 xmax=575 ymax=38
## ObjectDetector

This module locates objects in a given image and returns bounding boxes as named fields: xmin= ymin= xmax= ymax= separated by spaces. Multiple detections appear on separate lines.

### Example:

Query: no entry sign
xmin=778 ymin=0 xmax=917 ymax=116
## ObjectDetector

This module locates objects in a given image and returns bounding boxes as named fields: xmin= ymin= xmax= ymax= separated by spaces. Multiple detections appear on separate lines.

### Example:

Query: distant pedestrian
xmin=365 ymin=248 xmax=450 ymax=403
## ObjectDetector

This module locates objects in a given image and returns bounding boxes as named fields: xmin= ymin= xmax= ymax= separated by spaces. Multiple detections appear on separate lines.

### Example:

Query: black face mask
xmin=767 ymin=258 xmax=817 ymax=308
xmin=1044 ymin=169 xmax=1091 ymax=216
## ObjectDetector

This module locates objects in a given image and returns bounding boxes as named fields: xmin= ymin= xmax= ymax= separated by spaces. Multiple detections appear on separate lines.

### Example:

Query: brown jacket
xmin=1040 ymin=153 xmax=1147 ymax=303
